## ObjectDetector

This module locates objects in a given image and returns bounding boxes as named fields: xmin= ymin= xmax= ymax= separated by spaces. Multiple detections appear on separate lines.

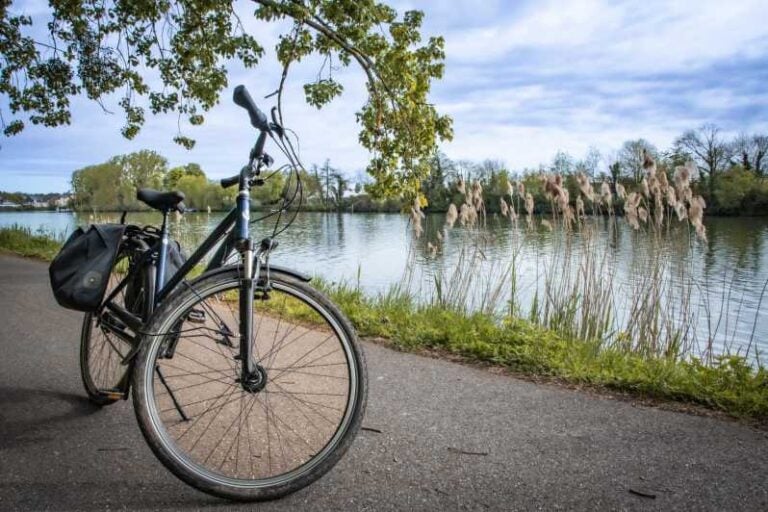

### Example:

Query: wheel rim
xmin=84 ymin=254 xmax=134 ymax=393
xmin=142 ymin=278 xmax=359 ymax=488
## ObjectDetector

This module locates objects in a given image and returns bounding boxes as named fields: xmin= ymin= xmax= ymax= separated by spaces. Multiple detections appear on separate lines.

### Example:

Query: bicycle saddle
xmin=137 ymin=188 xmax=185 ymax=213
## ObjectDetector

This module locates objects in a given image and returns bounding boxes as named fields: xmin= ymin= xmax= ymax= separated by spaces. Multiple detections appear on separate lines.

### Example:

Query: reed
xmin=427 ymin=155 xmax=764 ymax=367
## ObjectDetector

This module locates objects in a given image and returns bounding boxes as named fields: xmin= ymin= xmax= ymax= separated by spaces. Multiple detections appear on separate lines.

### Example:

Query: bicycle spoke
xmin=144 ymin=277 xmax=361 ymax=486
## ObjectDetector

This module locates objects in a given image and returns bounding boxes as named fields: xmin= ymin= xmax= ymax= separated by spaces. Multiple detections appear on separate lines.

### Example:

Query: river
xmin=2 ymin=210 xmax=767 ymax=363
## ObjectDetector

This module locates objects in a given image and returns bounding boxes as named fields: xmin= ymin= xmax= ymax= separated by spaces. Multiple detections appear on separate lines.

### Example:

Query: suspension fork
xmin=239 ymin=239 xmax=256 ymax=378
xmin=236 ymin=187 xmax=257 ymax=381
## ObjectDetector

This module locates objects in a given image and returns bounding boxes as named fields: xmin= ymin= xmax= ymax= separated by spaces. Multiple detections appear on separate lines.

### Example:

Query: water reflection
xmin=1 ymin=210 xmax=766 ymax=361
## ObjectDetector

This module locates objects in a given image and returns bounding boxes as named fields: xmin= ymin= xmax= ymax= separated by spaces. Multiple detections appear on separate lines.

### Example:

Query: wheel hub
xmin=240 ymin=364 xmax=268 ymax=393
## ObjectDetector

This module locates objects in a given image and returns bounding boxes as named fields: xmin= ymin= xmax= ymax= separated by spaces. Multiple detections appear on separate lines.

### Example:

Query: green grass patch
xmin=2 ymin=227 xmax=766 ymax=420
xmin=317 ymin=279 xmax=768 ymax=421
xmin=0 ymin=225 xmax=63 ymax=260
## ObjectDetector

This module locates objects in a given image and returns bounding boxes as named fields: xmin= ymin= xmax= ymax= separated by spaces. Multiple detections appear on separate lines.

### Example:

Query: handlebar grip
xmin=220 ymin=175 xmax=239 ymax=189
xmin=233 ymin=85 xmax=269 ymax=131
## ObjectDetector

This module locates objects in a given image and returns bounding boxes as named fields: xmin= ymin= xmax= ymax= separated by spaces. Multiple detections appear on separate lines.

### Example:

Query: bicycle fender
xmin=194 ymin=263 xmax=311 ymax=283
xmin=266 ymin=264 xmax=312 ymax=282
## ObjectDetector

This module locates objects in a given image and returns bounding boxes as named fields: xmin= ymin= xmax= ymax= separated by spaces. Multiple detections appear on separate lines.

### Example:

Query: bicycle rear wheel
xmin=132 ymin=268 xmax=367 ymax=501
xmin=80 ymin=249 xmax=140 ymax=405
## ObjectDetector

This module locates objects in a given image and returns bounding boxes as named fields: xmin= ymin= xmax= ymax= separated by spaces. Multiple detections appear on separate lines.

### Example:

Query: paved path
xmin=1 ymin=254 xmax=767 ymax=511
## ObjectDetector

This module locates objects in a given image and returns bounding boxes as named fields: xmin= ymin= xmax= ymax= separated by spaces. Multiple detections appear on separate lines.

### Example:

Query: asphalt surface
xmin=1 ymin=254 xmax=767 ymax=511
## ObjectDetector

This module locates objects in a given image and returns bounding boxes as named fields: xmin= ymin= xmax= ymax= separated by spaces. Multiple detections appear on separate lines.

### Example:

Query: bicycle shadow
xmin=0 ymin=481 xmax=238 ymax=512
xmin=0 ymin=386 xmax=102 ymax=451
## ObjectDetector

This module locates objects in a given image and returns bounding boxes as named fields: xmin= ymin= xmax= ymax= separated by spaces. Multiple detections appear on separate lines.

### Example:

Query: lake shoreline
xmin=4 ymin=208 xmax=768 ymax=218
xmin=2 ymin=225 xmax=766 ymax=424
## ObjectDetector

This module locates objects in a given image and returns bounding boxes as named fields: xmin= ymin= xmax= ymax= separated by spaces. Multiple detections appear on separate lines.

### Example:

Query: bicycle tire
xmin=132 ymin=268 xmax=367 ymax=501
xmin=80 ymin=248 xmax=140 ymax=405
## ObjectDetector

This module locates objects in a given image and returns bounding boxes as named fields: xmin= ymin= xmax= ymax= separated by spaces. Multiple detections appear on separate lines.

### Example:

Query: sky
xmin=1 ymin=0 xmax=767 ymax=193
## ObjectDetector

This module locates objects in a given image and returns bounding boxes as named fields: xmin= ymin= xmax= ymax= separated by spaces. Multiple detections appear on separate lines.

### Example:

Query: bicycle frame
xmin=101 ymin=207 xmax=239 ymax=334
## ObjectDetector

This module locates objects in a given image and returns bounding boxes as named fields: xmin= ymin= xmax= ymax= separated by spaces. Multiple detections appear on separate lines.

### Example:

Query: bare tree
xmin=600 ymin=150 xmax=621 ymax=185
xmin=753 ymin=135 xmax=768 ymax=177
xmin=732 ymin=133 xmax=768 ymax=176
xmin=619 ymin=139 xmax=657 ymax=182
xmin=475 ymin=159 xmax=505 ymax=183
xmin=454 ymin=160 xmax=476 ymax=184
xmin=580 ymin=147 xmax=601 ymax=178
xmin=551 ymin=150 xmax=574 ymax=175
xmin=675 ymin=124 xmax=733 ymax=198
xmin=734 ymin=133 xmax=753 ymax=170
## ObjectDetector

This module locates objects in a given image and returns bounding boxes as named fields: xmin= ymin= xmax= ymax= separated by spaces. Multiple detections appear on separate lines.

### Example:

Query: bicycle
xmin=79 ymin=85 xmax=368 ymax=501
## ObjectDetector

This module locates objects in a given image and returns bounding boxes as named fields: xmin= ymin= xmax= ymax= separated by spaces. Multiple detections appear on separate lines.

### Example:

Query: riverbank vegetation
xmin=0 ymin=225 xmax=63 ymax=260
xmin=321 ymin=279 xmax=768 ymax=420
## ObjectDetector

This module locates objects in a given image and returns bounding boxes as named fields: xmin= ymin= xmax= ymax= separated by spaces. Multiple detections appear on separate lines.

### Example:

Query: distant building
xmin=55 ymin=195 xmax=72 ymax=208
xmin=22 ymin=197 xmax=45 ymax=208
xmin=0 ymin=199 xmax=20 ymax=208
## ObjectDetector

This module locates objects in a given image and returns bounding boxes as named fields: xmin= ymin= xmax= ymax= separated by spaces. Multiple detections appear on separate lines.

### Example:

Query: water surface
xmin=3 ymin=210 xmax=766 ymax=362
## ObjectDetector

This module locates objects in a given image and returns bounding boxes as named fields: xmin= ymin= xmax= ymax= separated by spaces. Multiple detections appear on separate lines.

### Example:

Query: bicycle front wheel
xmin=132 ymin=268 xmax=367 ymax=501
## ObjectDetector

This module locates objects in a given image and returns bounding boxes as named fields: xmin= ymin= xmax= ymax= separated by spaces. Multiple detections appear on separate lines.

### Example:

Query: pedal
xmin=187 ymin=309 xmax=206 ymax=324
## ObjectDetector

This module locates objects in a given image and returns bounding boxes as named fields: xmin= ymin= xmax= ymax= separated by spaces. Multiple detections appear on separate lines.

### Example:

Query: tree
xmin=578 ymin=147 xmax=601 ymax=178
xmin=608 ymin=161 xmax=621 ymax=187
xmin=184 ymin=163 xmax=205 ymax=179
xmin=753 ymin=135 xmax=768 ymax=177
xmin=619 ymin=139 xmax=657 ymax=182
xmin=166 ymin=167 xmax=187 ymax=190
xmin=167 ymin=162 xmax=205 ymax=189
xmin=734 ymin=133 xmax=768 ymax=177
xmin=551 ymin=150 xmax=573 ymax=175
xmin=176 ymin=173 xmax=209 ymax=209
xmin=319 ymin=159 xmax=335 ymax=208
xmin=1 ymin=0 xmax=452 ymax=198
xmin=675 ymin=124 xmax=733 ymax=200
xmin=110 ymin=150 xmax=167 ymax=191
xmin=328 ymin=171 xmax=348 ymax=210
xmin=422 ymin=151 xmax=454 ymax=210
xmin=71 ymin=162 xmax=130 ymax=211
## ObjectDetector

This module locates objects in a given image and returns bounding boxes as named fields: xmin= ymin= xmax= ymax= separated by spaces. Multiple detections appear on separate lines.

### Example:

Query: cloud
xmin=1 ymin=0 xmax=768 ymax=192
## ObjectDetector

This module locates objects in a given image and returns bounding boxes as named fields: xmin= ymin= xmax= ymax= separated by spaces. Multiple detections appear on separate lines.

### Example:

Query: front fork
xmin=239 ymin=239 xmax=256 ymax=378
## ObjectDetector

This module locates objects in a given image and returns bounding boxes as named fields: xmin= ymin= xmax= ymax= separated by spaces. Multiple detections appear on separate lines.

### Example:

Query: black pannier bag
xmin=49 ymin=224 xmax=127 ymax=312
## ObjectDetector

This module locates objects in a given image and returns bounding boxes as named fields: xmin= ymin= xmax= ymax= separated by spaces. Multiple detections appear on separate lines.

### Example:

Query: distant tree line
xmin=65 ymin=124 xmax=768 ymax=216
xmin=69 ymin=151 xmax=401 ymax=213
xmin=419 ymin=125 xmax=768 ymax=217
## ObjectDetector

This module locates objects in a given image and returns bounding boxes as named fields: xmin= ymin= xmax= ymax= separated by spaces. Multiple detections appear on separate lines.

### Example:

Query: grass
xmin=0 ymin=225 xmax=63 ymax=260
xmin=2 ymin=225 xmax=767 ymax=421
xmin=318 ymin=280 xmax=768 ymax=421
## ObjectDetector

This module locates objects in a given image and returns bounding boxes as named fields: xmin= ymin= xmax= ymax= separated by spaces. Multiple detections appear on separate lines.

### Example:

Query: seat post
xmin=155 ymin=210 xmax=170 ymax=298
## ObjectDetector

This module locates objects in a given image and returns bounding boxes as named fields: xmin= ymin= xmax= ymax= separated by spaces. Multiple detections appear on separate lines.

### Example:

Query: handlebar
xmin=220 ymin=150 xmax=275 ymax=189
xmin=220 ymin=174 xmax=240 ymax=189
xmin=221 ymin=85 xmax=283 ymax=190
xmin=233 ymin=85 xmax=270 ymax=132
